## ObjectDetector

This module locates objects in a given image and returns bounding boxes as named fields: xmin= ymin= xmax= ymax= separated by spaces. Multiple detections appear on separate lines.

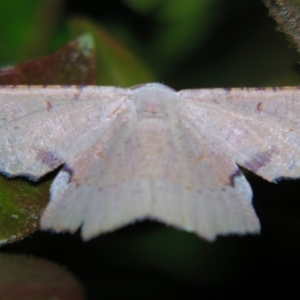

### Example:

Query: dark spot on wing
xmin=196 ymin=154 xmax=205 ymax=162
xmin=74 ymin=85 xmax=85 ymax=100
xmin=223 ymin=87 xmax=231 ymax=93
xmin=96 ymin=151 xmax=105 ymax=159
xmin=37 ymin=150 xmax=62 ymax=169
xmin=244 ymin=149 xmax=276 ymax=173
xmin=256 ymin=102 xmax=263 ymax=111
xmin=62 ymin=164 xmax=74 ymax=183
xmin=77 ymin=85 xmax=85 ymax=91
xmin=45 ymin=100 xmax=52 ymax=111
xmin=229 ymin=169 xmax=242 ymax=187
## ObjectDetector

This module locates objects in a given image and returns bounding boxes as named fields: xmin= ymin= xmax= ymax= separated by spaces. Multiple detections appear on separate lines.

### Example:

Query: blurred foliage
xmin=0 ymin=0 xmax=300 ymax=299
xmin=0 ymin=35 xmax=96 ymax=84
xmin=0 ymin=176 xmax=49 ymax=246
xmin=1 ymin=0 xmax=299 ymax=89
xmin=0 ymin=253 xmax=85 ymax=299
xmin=69 ymin=18 xmax=154 ymax=86
xmin=0 ymin=0 xmax=63 ymax=64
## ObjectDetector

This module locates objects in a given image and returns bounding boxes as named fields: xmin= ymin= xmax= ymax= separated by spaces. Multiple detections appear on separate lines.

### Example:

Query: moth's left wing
xmin=0 ymin=86 xmax=131 ymax=179
xmin=40 ymin=116 xmax=154 ymax=240
xmin=178 ymin=87 xmax=300 ymax=181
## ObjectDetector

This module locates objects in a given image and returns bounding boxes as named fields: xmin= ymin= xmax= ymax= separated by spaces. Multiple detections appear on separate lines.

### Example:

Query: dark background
xmin=1 ymin=0 xmax=300 ymax=299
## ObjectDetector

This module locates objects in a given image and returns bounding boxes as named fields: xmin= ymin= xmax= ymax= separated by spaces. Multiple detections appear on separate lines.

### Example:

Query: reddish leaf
xmin=0 ymin=253 xmax=85 ymax=300
xmin=0 ymin=34 xmax=96 ymax=85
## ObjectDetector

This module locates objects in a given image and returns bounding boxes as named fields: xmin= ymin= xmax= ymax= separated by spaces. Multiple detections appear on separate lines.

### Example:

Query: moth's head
xmin=131 ymin=83 xmax=178 ymax=119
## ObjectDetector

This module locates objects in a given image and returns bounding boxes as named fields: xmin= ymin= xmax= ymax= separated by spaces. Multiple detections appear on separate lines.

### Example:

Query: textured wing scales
xmin=41 ymin=116 xmax=154 ymax=240
xmin=150 ymin=120 xmax=259 ymax=240
xmin=41 ymin=110 xmax=259 ymax=241
xmin=179 ymin=87 xmax=300 ymax=181
xmin=1 ymin=83 xmax=270 ymax=241
xmin=0 ymin=86 xmax=131 ymax=179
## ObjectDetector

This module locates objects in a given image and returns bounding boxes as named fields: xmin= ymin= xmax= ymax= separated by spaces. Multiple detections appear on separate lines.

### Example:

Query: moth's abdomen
xmin=135 ymin=119 xmax=170 ymax=174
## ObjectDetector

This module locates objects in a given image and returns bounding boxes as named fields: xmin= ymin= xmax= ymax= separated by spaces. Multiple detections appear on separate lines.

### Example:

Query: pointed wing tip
xmin=176 ymin=216 xmax=261 ymax=242
xmin=192 ymin=227 xmax=261 ymax=242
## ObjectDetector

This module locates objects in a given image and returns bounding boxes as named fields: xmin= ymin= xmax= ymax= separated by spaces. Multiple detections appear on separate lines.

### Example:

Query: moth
xmin=1 ymin=83 xmax=299 ymax=241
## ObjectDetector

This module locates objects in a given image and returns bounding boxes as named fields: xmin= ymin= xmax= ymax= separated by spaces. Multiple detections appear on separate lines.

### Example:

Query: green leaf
xmin=0 ymin=177 xmax=50 ymax=245
xmin=69 ymin=17 xmax=155 ymax=87
xmin=0 ymin=0 xmax=63 ymax=64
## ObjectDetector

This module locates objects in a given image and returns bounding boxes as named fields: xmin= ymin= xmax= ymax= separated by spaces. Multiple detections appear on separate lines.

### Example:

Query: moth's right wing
xmin=178 ymin=87 xmax=300 ymax=182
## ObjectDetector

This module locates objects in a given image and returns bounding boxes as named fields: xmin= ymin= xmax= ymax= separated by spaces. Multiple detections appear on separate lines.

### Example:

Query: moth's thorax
xmin=132 ymin=83 xmax=178 ymax=119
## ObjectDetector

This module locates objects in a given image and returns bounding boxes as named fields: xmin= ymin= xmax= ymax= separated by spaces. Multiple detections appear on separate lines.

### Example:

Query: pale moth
xmin=1 ymin=83 xmax=299 ymax=241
